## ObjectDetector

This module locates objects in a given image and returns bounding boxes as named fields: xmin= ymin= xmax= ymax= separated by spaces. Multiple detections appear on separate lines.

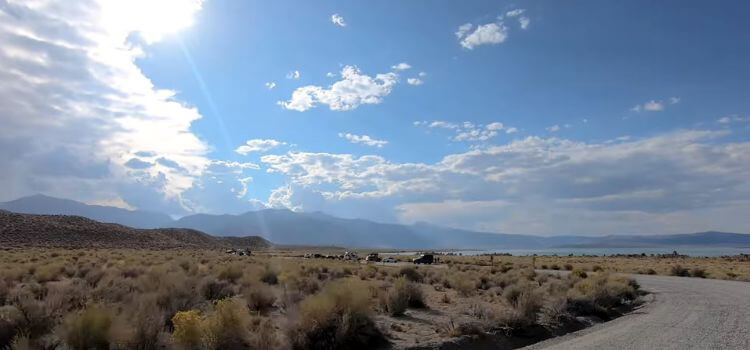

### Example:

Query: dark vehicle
xmin=365 ymin=253 xmax=381 ymax=262
xmin=413 ymin=254 xmax=434 ymax=264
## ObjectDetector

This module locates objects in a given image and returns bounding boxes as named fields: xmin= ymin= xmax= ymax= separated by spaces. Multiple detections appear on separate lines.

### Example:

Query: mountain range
xmin=2 ymin=194 xmax=750 ymax=249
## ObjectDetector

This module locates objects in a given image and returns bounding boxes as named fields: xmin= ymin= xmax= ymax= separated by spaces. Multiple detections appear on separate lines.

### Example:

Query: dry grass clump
xmin=288 ymin=279 xmax=385 ymax=350
xmin=62 ymin=306 xmax=113 ymax=350
xmin=381 ymin=277 xmax=426 ymax=316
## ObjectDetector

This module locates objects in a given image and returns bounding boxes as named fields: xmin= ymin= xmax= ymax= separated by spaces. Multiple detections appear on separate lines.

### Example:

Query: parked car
xmin=383 ymin=257 xmax=397 ymax=263
xmin=413 ymin=254 xmax=434 ymax=264
xmin=365 ymin=253 xmax=381 ymax=262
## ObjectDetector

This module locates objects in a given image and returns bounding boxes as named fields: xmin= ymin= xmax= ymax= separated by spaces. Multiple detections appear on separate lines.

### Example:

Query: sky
xmin=1 ymin=0 xmax=750 ymax=235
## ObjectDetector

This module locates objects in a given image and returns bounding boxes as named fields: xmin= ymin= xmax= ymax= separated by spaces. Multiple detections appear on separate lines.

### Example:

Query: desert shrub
xmin=646 ymin=268 xmax=657 ymax=275
xmin=690 ymin=268 xmax=707 ymax=278
xmin=201 ymin=278 xmax=235 ymax=301
xmin=63 ymin=306 xmax=113 ymax=350
xmin=288 ymin=279 xmax=384 ymax=350
xmin=670 ymin=265 xmax=690 ymax=277
xmin=242 ymin=284 xmax=276 ymax=313
xmin=203 ymin=298 xmax=252 ymax=350
xmin=571 ymin=268 xmax=588 ymax=279
xmin=567 ymin=273 xmax=638 ymax=317
xmin=450 ymin=274 xmax=476 ymax=297
xmin=260 ymin=267 xmax=279 ymax=285
xmin=563 ymin=264 xmax=574 ymax=271
xmin=218 ymin=264 xmax=244 ymax=283
xmin=172 ymin=310 xmax=204 ymax=350
xmin=0 ymin=306 xmax=23 ymax=349
xmin=540 ymin=264 xmax=548 ymax=269
xmin=8 ymin=289 xmax=55 ymax=340
xmin=33 ymin=264 xmax=62 ymax=283
xmin=550 ymin=264 xmax=560 ymax=270
xmin=382 ymin=277 xmax=425 ymax=316
xmin=398 ymin=267 xmax=423 ymax=283
xmin=538 ymin=295 xmax=568 ymax=328
xmin=592 ymin=265 xmax=604 ymax=272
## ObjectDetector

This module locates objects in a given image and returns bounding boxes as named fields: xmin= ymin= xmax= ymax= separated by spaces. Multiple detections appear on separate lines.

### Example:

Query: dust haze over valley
xmin=2 ymin=0 xmax=750 ymax=350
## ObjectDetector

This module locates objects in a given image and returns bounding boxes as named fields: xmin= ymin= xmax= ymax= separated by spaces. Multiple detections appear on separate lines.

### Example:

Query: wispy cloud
xmin=457 ymin=9 xmax=531 ymax=49
xmin=631 ymin=97 xmax=679 ymax=112
xmin=286 ymin=70 xmax=301 ymax=80
xmin=235 ymin=139 xmax=287 ymax=155
xmin=407 ymin=78 xmax=423 ymax=85
xmin=338 ymin=133 xmax=388 ymax=148
xmin=265 ymin=82 xmax=276 ymax=90
xmin=416 ymin=120 xmax=517 ymax=141
xmin=331 ymin=14 xmax=346 ymax=27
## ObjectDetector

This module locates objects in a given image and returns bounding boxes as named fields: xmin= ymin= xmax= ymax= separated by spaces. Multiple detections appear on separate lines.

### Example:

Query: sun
xmin=100 ymin=0 xmax=204 ymax=44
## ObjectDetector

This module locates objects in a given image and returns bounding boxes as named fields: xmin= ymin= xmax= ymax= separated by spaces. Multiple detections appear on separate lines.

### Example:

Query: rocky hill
xmin=0 ymin=210 xmax=271 ymax=249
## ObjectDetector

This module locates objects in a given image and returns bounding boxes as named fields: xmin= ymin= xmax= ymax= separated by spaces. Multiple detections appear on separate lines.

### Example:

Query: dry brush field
xmin=0 ymin=248 xmax=643 ymax=350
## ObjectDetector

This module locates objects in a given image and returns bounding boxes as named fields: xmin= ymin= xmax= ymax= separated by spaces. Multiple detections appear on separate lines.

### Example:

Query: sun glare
xmin=100 ymin=0 xmax=204 ymax=44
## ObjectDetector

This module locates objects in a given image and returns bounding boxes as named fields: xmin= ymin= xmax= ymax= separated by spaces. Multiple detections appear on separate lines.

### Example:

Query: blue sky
xmin=1 ymin=0 xmax=750 ymax=235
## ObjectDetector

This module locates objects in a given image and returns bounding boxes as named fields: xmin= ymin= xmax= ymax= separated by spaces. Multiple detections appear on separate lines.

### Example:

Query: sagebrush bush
xmin=242 ymin=284 xmax=276 ymax=313
xmin=288 ymin=279 xmax=384 ymax=350
xmin=63 ymin=306 xmax=113 ymax=350
xmin=398 ymin=267 xmax=423 ymax=283
xmin=670 ymin=265 xmax=690 ymax=277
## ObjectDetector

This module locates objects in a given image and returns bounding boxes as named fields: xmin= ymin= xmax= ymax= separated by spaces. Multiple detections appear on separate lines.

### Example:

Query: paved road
xmin=524 ymin=274 xmax=750 ymax=350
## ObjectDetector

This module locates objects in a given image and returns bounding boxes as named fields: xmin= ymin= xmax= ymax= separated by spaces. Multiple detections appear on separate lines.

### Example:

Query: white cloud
xmin=643 ymin=100 xmax=665 ymax=111
xmin=261 ymin=130 xmax=750 ymax=234
xmin=391 ymin=62 xmax=412 ymax=71
xmin=286 ymin=70 xmax=301 ymax=80
xmin=519 ymin=16 xmax=530 ymax=30
xmin=279 ymin=65 xmax=398 ymax=112
xmin=418 ymin=72 xmax=427 ymax=77
xmin=418 ymin=120 xmax=517 ymax=142
xmin=326 ymin=72 xmax=336 ymax=78
xmin=459 ymin=22 xmax=508 ymax=49
xmin=407 ymin=78 xmax=423 ymax=86
xmin=0 ymin=0 xmax=210 ymax=213
xmin=455 ymin=23 xmax=473 ymax=39
xmin=331 ymin=13 xmax=346 ymax=27
xmin=546 ymin=125 xmax=561 ymax=132
xmin=235 ymin=139 xmax=287 ymax=155
xmin=632 ymin=97 xmax=678 ymax=113
xmin=718 ymin=115 xmax=750 ymax=124
xmin=265 ymin=82 xmax=276 ymax=89
xmin=505 ymin=9 xmax=526 ymax=17
xmin=338 ymin=133 xmax=388 ymax=148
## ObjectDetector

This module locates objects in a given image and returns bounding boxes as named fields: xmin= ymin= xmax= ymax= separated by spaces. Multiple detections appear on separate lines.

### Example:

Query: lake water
xmin=444 ymin=247 xmax=750 ymax=257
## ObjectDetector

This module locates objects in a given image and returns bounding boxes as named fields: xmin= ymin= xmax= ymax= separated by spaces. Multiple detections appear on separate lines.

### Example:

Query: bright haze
xmin=1 ymin=0 xmax=749 ymax=236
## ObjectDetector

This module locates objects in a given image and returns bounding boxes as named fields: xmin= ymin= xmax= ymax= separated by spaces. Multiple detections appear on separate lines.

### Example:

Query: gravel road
xmin=524 ymin=274 xmax=750 ymax=350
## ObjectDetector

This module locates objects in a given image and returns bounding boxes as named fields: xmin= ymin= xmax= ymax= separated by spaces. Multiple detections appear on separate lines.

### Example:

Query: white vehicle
xmin=382 ymin=257 xmax=397 ymax=263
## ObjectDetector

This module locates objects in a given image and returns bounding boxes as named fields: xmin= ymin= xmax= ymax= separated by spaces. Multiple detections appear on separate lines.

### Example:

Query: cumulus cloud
xmin=0 ymin=0 xmax=210 ymax=212
xmin=265 ymin=82 xmax=276 ymax=89
xmin=391 ymin=62 xmax=412 ymax=71
xmin=519 ymin=17 xmax=530 ymax=30
xmin=338 ymin=133 xmax=388 ymax=148
xmin=260 ymin=130 xmax=750 ymax=234
xmin=279 ymin=65 xmax=398 ymax=112
xmin=331 ymin=13 xmax=346 ymax=27
xmin=417 ymin=120 xmax=518 ymax=141
xmin=235 ymin=139 xmax=286 ymax=155
xmin=407 ymin=78 xmax=423 ymax=85
xmin=458 ymin=23 xmax=508 ymax=49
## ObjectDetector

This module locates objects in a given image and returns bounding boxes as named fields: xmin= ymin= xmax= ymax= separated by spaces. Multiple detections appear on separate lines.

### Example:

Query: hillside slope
xmin=0 ymin=194 xmax=173 ymax=229
xmin=0 ymin=210 xmax=271 ymax=249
